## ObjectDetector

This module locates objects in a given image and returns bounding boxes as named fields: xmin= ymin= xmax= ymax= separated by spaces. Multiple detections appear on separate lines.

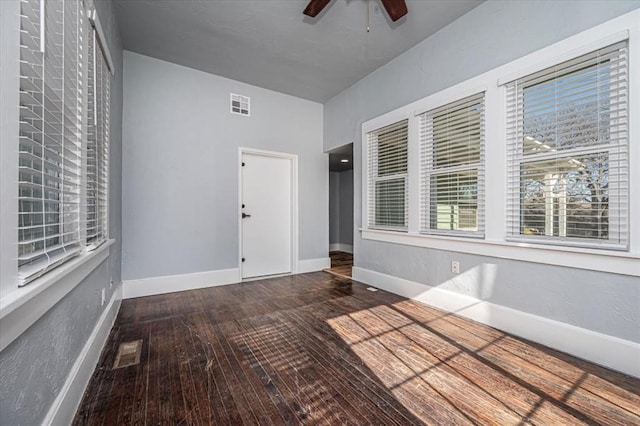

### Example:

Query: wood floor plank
xmin=265 ymin=311 xmax=399 ymax=425
xmin=349 ymin=306 xmax=525 ymax=424
xmin=205 ymin=320 xmax=269 ymax=425
xmin=275 ymin=308 xmax=425 ymax=426
xmin=236 ymin=315 xmax=342 ymax=425
xmin=286 ymin=297 xmax=468 ymax=425
xmin=222 ymin=319 xmax=300 ymax=425
xmin=324 ymin=251 xmax=353 ymax=278
xmin=195 ymin=320 xmax=244 ymax=425
xmin=362 ymin=304 xmax=572 ymax=423
xmin=154 ymin=320 xmax=177 ymax=424
xmin=174 ymin=318 xmax=207 ymax=426
xmin=143 ymin=321 xmax=161 ymax=426
xmin=74 ymin=272 xmax=640 ymax=425
xmin=248 ymin=311 xmax=381 ymax=425
xmin=322 ymin=304 xmax=475 ymax=424
xmin=390 ymin=298 xmax=639 ymax=425
xmin=183 ymin=313 xmax=229 ymax=425
xmin=215 ymin=318 xmax=289 ymax=425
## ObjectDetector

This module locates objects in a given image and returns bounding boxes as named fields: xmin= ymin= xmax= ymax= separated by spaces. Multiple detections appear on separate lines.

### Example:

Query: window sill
xmin=361 ymin=229 xmax=639 ymax=277
xmin=0 ymin=239 xmax=114 ymax=352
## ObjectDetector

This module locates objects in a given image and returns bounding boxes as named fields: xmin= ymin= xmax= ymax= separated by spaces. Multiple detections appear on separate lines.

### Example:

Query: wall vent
xmin=230 ymin=93 xmax=250 ymax=116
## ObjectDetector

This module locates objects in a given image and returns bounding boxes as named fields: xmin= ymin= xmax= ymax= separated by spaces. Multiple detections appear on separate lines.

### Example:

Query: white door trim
xmin=238 ymin=147 xmax=299 ymax=280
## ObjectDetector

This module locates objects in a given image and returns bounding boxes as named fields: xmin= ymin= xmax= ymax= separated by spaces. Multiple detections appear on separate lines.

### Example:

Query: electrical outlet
xmin=101 ymin=288 xmax=106 ymax=306
xmin=451 ymin=261 xmax=460 ymax=274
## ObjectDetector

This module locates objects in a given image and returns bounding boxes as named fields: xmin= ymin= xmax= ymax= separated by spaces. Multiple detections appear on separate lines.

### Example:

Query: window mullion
xmin=407 ymin=114 xmax=421 ymax=234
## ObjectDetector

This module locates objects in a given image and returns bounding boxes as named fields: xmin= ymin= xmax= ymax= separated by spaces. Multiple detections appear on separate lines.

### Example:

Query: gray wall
xmin=122 ymin=52 xmax=326 ymax=281
xmin=325 ymin=0 xmax=640 ymax=151
xmin=329 ymin=169 xmax=353 ymax=247
xmin=324 ymin=0 xmax=640 ymax=343
xmin=329 ymin=172 xmax=340 ymax=245
xmin=0 ymin=1 xmax=124 ymax=424
xmin=329 ymin=170 xmax=353 ymax=245
xmin=339 ymin=170 xmax=354 ymax=246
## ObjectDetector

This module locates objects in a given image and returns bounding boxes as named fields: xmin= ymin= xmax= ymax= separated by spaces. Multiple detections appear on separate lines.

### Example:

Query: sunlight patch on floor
xmin=324 ymin=300 xmax=634 ymax=425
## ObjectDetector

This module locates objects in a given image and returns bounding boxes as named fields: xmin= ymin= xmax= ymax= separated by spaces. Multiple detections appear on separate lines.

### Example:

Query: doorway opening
xmin=325 ymin=143 xmax=353 ymax=279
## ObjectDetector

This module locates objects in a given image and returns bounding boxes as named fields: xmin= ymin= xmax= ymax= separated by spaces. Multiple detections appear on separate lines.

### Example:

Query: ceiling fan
xmin=303 ymin=0 xmax=408 ymax=22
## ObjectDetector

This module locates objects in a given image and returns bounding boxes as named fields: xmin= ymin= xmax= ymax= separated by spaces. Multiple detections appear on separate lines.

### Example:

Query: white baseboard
xmin=42 ymin=283 xmax=122 ymax=426
xmin=298 ymin=257 xmax=331 ymax=273
xmin=123 ymin=260 xmax=333 ymax=299
xmin=353 ymin=267 xmax=640 ymax=378
xmin=329 ymin=243 xmax=353 ymax=253
xmin=123 ymin=268 xmax=239 ymax=299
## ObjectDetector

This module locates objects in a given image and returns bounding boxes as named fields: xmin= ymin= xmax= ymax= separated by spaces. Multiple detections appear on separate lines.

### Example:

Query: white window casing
xmin=504 ymin=41 xmax=628 ymax=250
xmin=366 ymin=119 xmax=409 ymax=231
xmin=17 ymin=0 xmax=85 ymax=285
xmin=419 ymin=92 xmax=485 ymax=237
xmin=85 ymin=27 xmax=110 ymax=250
xmin=13 ymin=0 xmax=112 ymax=286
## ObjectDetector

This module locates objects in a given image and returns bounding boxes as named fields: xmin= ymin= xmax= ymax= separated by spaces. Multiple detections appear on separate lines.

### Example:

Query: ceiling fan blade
xmin=303 ymin=0 xmax=332 ymax=17
xmin=380 ymin=0 xmax=408 ymax=22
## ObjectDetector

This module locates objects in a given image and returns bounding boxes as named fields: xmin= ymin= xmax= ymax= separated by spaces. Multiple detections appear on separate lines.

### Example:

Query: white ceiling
xmin=113 ymin=0 xmax=483 ymax=103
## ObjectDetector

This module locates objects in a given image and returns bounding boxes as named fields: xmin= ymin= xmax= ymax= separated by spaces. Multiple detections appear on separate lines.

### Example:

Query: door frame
xmin=238 ymin=147 xmax=299 ymax=281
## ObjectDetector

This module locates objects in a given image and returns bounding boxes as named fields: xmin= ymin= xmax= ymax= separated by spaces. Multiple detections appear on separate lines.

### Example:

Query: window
xmin=86 ymin=29 xmax=111 ymax=249
xmin=17 ymin=0 xmax=85 ymax=285
xmin=420 ymin=92 xmax=485 ymax=237
xmin=367 ymin=120 xmax=408 ymax=230
xmin=15 ymin=0 xmax=111 ymax=286
xmin=505 ymin=42 xmax=628 ymax=249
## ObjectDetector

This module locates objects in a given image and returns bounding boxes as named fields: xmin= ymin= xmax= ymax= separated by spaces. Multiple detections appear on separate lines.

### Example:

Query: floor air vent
xmin=113 ymin=340 xmax=143 ymax=369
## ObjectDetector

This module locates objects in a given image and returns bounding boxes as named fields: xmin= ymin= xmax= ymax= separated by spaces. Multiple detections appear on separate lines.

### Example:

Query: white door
xmin=241 ymin=152 xmax=292 ymax=278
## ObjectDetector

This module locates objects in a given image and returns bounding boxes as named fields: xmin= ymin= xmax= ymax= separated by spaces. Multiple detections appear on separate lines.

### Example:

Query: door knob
xmin=242 ymin=213 xmax=252 ymax=218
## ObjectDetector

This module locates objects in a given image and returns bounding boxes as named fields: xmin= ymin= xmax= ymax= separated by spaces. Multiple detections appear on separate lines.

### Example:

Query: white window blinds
xmin=18 ymin=0 xmax=85 ymax=285
xmin=367 ymin=120 xmax=408 ymax=230
xmin=505 ymin=41 xmax=628 ymax=249
xmin=86 ymin=28 xmax=110 ymax=248
xmin=419 ymin=93 xmax=485 ymax=236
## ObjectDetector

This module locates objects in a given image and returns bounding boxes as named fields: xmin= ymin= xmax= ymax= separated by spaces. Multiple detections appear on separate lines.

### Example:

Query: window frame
xmin=16 ymin=0 xmax=86 ymax=286
xmin=360 ymin=11 xmax=639 ymax=277
xmin=504 ymin=42 xmax=628 ymax=250
xmin=85 ymin=25 xmax=111 ymax=250
xmin=419 ymin=92 xmax=486 ymax=238
xmin=366 ymin=119 xmax=410 ymax=231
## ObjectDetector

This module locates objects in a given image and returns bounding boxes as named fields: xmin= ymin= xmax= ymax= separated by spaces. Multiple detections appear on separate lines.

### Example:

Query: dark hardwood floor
xmin=74 ymin=272 xmax=640 ymax=425
xmin=324 ymin=251 xmax=353 ymax=279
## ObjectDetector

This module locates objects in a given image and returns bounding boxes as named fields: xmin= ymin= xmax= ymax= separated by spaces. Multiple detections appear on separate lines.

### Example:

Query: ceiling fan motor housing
xmin=303 ymin=0 xmax=408 ymax=22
